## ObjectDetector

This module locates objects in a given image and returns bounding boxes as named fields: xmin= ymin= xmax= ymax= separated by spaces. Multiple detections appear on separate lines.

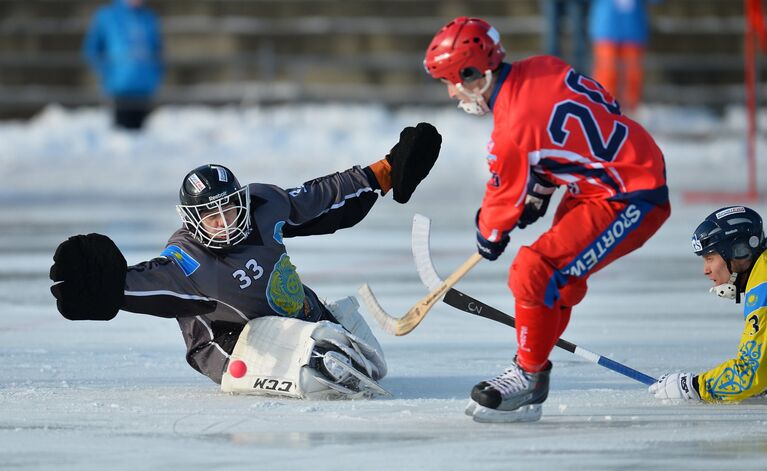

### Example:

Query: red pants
xmin=509 ymin=194 xmax=670 ymax=371
xmin=592 ymin=41 xmax=645 ymax=113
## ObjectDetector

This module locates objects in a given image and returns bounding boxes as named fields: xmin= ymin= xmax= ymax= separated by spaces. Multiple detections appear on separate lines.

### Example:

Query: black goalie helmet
xmin=691 ymin=206 xmax=765 ymax=265
xmin=176 ymin=164 xmax=251 ymax=249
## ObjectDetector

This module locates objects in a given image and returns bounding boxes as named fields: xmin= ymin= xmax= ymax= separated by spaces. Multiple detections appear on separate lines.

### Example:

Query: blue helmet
xmin=691 ymin=206 xmax=765 ymax=265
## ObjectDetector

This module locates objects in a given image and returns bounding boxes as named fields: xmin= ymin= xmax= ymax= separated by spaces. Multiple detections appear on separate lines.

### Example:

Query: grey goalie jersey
xmin=123 ymin=166 xmax=380 ymax=383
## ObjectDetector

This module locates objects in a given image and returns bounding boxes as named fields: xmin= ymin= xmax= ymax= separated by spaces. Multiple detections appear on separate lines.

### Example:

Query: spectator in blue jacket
xmin=589 ymin=0 xmax=662 ymax=114
xmin=82 ymin=0 xmax=164 ymax=130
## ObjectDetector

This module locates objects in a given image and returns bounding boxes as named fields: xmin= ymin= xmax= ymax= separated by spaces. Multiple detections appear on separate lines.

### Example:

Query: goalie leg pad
xmin=221 ymin=317 xmax=317 ymax=399
xmin=221 ymin=317 xmax=387 ymax=399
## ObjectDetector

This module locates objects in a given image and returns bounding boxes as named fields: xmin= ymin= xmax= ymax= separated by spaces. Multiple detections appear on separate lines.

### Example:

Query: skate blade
xmin=471 ymin=404 xmax=542 ymax=423
xmin=464 ymin=400 xmax=479 ymax=416
xmin=324 ymin=351 xmax=391 ymax=397
xmin=312 ymin=374 xmax=370 ymax=399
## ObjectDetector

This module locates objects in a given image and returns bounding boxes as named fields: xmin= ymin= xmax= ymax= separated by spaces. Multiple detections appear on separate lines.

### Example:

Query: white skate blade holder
xmin=322 ymin=351 xmax=392 ymax=398
xmin=466 ymin=400 xmax=543 ymax=423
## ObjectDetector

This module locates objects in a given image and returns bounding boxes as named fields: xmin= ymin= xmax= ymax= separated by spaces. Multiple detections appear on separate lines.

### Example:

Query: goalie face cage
xmin=176 ymin=187 xmax=252 ymax=249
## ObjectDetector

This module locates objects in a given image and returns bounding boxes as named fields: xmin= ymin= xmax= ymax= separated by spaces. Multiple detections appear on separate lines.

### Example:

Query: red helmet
xmin=424 ymin=17 xmax=506 ymax=84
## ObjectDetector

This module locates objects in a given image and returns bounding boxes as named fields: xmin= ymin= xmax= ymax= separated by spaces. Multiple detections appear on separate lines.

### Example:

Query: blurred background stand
xmin=0 ymin=0 xmax=763 ymax=118
xmin=682 ymin=0 xmax=766 ymax=203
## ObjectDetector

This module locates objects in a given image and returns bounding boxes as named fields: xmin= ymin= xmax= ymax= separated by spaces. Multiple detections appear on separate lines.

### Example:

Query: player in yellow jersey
xmin=649 ymin=206 xmax=767 ymax=402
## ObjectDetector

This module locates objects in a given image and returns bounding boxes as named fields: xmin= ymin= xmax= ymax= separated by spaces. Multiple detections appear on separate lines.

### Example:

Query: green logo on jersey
xmin=266 ymin=254 xmax=304 ymax=317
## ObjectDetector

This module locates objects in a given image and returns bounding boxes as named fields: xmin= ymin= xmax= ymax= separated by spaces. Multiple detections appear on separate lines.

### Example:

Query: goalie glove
xmin=49 ymin=233 xmax=126 ymax=321
xmin=516 ymin=172 xmax=557 ymax=229
xmin=386 ymin=122 xmax=442 ymax=204
xmin=648 ymin=372 xmax=701 ymax=401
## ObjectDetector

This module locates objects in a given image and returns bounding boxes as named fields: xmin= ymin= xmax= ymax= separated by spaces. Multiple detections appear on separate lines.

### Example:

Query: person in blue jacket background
xmin=589 ymin=0 xmax=662 ymax=114
xmin=82 ymin=0 xmax=164 ymax=130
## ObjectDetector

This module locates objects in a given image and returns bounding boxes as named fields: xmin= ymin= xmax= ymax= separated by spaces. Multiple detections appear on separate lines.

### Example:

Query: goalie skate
xmin=311 ymin=350 xmax=391 ymax=398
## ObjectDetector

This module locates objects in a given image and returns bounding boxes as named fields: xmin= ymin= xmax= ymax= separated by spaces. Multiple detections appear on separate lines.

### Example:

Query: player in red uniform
xmin=424 ymin=17 xmax=671 ymax=422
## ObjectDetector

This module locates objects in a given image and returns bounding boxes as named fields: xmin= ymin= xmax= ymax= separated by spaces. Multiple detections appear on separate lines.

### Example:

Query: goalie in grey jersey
xmin=49 ymin=123 xmax=441 ymax=399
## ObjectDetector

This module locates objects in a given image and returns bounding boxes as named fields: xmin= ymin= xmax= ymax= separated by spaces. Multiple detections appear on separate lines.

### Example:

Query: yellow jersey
xmin=698 ymin=250 xmax=767 ymax=402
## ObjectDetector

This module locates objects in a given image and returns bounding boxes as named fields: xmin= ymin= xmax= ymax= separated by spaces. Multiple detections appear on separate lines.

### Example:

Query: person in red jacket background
xmin=423 ymin=16 xmax=670 ymax=423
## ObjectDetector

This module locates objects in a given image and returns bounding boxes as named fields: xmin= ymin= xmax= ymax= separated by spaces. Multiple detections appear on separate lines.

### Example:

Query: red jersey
xmin=478 ymin=56 xmax=668 ymax=241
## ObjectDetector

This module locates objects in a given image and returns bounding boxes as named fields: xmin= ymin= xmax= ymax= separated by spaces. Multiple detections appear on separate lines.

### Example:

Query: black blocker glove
xmin=386 ymin=122 xmax=442 ymax=204
xmin=475 ymin=210 xmax=510 ymax=261
xmin=49 ymin=233 xmax=127 ymax=321
xmin=517 ymin=171 xmax=557 ymax=229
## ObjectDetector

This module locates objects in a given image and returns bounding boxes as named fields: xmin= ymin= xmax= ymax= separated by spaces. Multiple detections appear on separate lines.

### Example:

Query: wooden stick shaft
xmin=391 ymin=252 xmax=482 ymax=335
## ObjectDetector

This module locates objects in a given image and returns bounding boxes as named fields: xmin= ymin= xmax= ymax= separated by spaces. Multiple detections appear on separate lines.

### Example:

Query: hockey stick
xmin=411 ymin=214 xmax=657 ymax=386
xmin=358 ymin=252 xmax=482 ymax=336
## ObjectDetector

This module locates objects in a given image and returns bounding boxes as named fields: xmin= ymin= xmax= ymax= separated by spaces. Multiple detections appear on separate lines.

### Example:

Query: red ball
xmin=228 ymin=359 xmax=247 ymax=378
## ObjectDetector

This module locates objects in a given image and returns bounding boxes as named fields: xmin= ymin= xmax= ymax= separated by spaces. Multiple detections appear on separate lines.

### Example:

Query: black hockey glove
xmin=49 ymin=233 xmax=127 ymax=321
xmin=516 ymin=172 xmax=557 ymax=229
xmin=475 ymin=210 xmax=510 ymax=261
xmin=386 ymin=122 xmax=442 ymax=204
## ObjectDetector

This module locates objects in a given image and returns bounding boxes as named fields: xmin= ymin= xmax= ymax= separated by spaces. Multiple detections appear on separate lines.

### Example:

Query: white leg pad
xmin=220 ymin=316 xmax=386 ymax=399
xmin=323 ymin=296 xmax=387 ymax=379
xmin=220 ymin=317 xmax=331 ymax=399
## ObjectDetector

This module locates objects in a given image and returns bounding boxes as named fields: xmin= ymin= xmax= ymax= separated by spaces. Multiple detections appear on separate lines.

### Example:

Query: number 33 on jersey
xmin=233 ymin=258 xmax=264 ymax=289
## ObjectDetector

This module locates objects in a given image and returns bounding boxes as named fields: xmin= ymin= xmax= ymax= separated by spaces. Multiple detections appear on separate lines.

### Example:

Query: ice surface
xmin=1 ymin=104 xmax=766 ymax=470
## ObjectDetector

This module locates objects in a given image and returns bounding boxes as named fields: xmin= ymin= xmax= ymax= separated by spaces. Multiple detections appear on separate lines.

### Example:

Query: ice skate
xmin=466 ymin=358 xmax=551 ymax=423
xmin=311 ymin=348 xmax=390 ymax=398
